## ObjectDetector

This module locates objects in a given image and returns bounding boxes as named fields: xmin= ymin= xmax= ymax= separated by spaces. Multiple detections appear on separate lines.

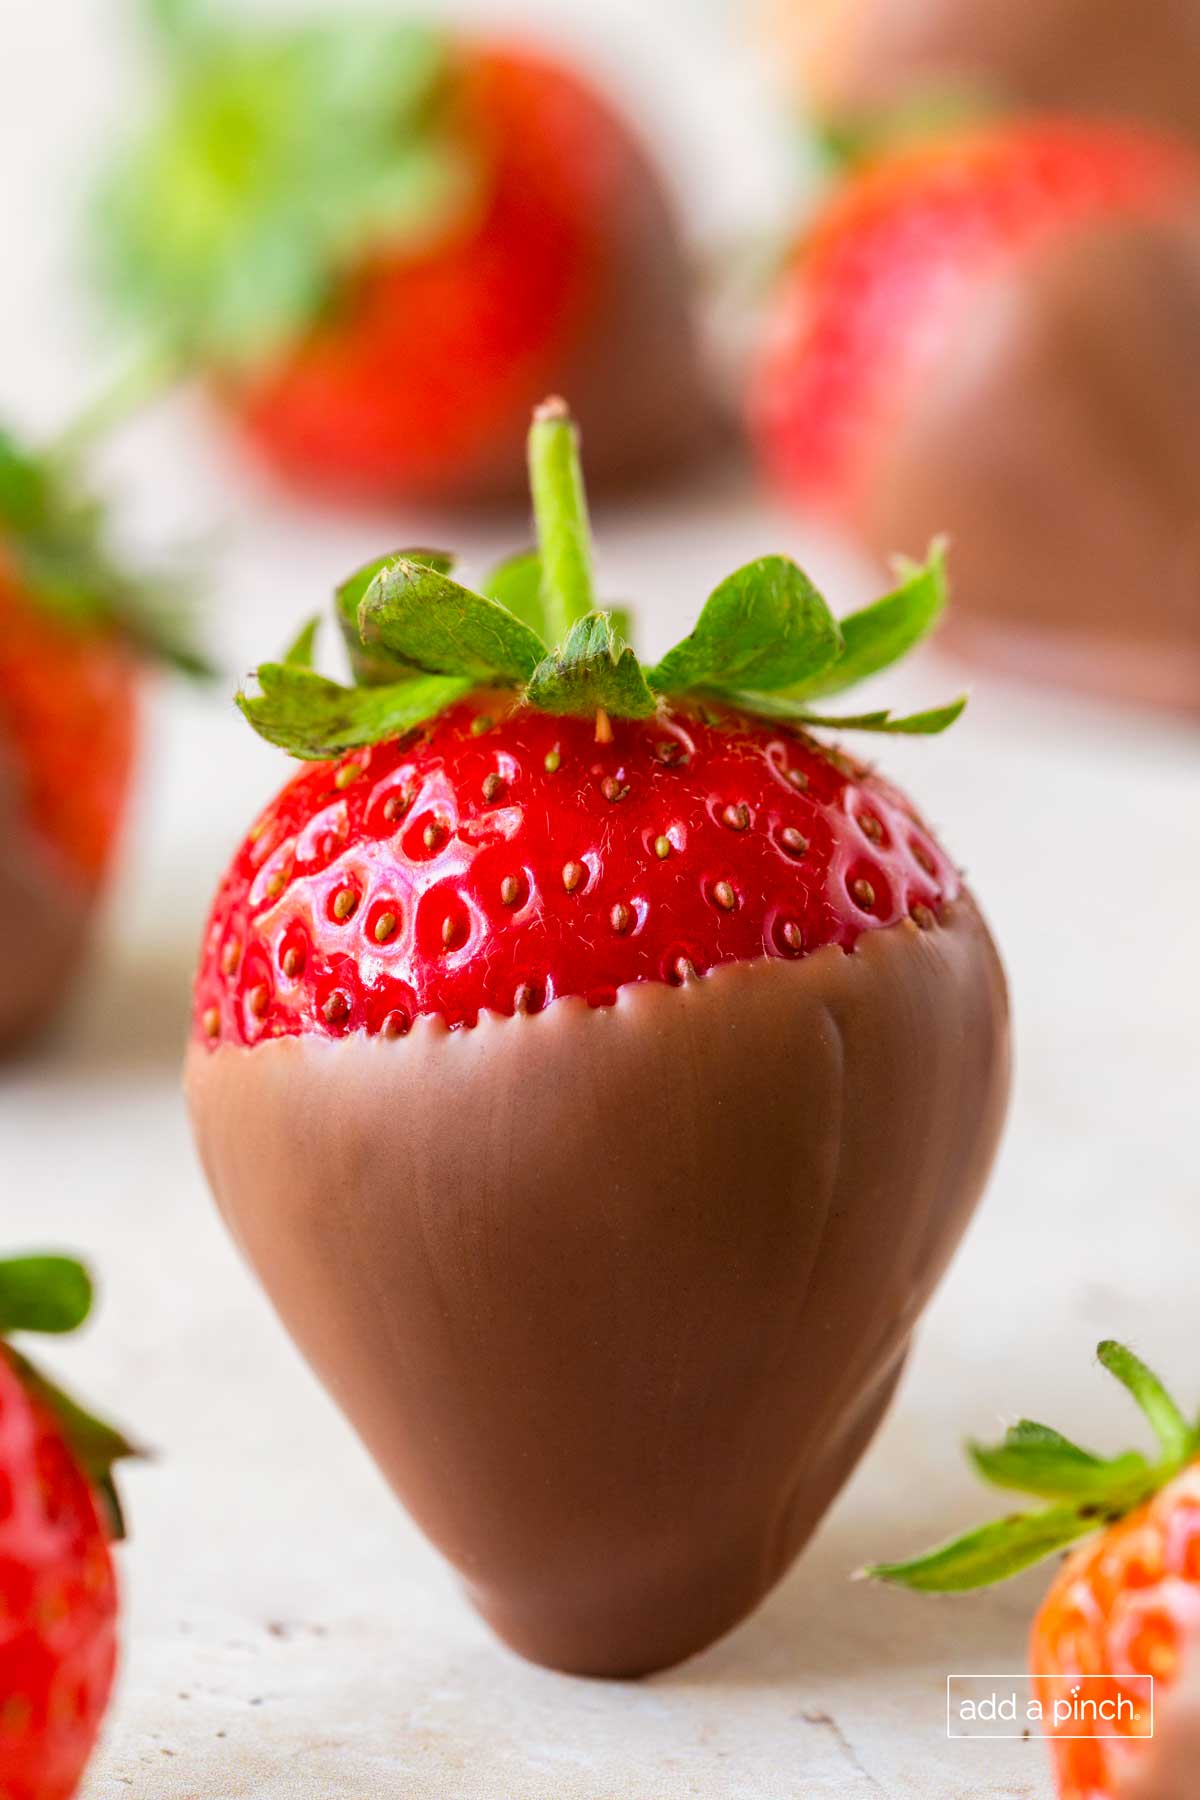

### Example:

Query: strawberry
xmin=186 ymin=399 xmax=1009 ymax=1676
xmin=0 ymin=428 xmax=208 ymax=1049
xmin=749 ymin=120 xmax=1200 ymax=711
xmin=0 ymin=1254 xmax=135 ymax=1800
xmin=100 ymin=8 xmax=710 ymax=502
xmin=868 ymin=1342 xmax=1200 ymax=1799
xmin=774 ymin=0 xmax=1200 ymax=152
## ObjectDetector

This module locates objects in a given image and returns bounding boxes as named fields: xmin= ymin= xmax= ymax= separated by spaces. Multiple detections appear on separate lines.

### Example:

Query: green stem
xmin=528 ymin=397 xmax=596 ymax=650
xmin=47 ymin=343 xmax=183 ymax=466
xmin=1098 ymin=1341 xmax=1194 ymax=1466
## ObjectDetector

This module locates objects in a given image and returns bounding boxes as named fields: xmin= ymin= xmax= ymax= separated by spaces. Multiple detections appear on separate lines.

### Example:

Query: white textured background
xmin=2 ymin=4 xmax=1199 ymax=1796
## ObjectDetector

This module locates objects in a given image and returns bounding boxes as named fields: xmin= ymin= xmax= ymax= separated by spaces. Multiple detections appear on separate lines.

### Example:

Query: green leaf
xmin=359 ymin=558 xmax=545 ymax=683
xmin=1098 ymin=1341 xmax=1196 ymax=1466
xmin=0 ymin=1257 xmax=93 ymax=1336
xmin=647 ymin=557 xmax=843 ymax=697
xmin=721 ymin=693 xmax=967 ymax=734
xmin=526 ymin=612 xmax=656 ymax=719
xmin=0 ymin=425 xmax=212 ymax=678
xmin=864 ymin=1504 xmax=1101 ymax=1593
xmin=968 ymin=1422 xmax=1153 ymax=1503
xmin=336 ymin=550 xmax=453 ymax=686
xmin=100 ymin=21 xmax=478 ymax=364
xmin=789 ymin=543 xmax=948 ymax=701
xmin=480 ymin=550 xmax=547 ymax=639
xmin=10 ymin=1349 xmax=141 ymax=1541
xmin=283 ymin=615 xmax=320 ymax=669
xmin=237 ymin=663 xmax=470 ymax=759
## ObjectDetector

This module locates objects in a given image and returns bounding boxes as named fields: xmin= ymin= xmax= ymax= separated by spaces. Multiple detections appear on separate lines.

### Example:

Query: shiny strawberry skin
xmin=1030 ymin=1462 xmax=1200 ymax=1799
xmin=0 ymin=1349 xmax=119 ymax=1800
xmin=192 ymin=691 xmax=960 ymax=1048
xmin=0 ymin=557 xmax=138 ymax=890
xmin=751 ymin=121 xmax=1199 ymax=516
xmin=228 ymin=47 xmax=660 ymax=501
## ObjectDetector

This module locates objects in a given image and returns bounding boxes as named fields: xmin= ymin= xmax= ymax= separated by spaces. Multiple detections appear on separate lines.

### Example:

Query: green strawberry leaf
xmin=864 ymin=1504 xmax=1101 ymax=1593
xmin=100 ymin=20 xmax=477 ymax=365
xmin=648 ymin=556 xmax=844 ymax=696
xmin=1099 ymin=1340 xmax=1197 ymax=1465
xmin=336 ymin=550 xmax=454 ymax=686
xmin=788 ymin=543 xmax=948 ymax=701
xmin=480 ymin=550 xmax=548 ymax=640
xmin=359 ymin=558 xmax=546 ymax=684
xmin=237 ymin=662 xmax=470 ymax=759
xmin=0 ymin=1256 xmax=93 ymax=1335
xmin=9 ymin=1348 xmax=141 ymax=1542
xmin=865 ymin=1341 xmax=1200 ymax=1600
xmin=526 ymin=611 xmax=656 ymax=719
xmin=0 ymin=426 xmax=212 ymax=678
xmin=721 ymin=693 xmax=967 ymax=734
xmin=282 ymin=615 xmax=320 ymax=669
xmin=968 ymin=1422 xmax=1153 ymax=1503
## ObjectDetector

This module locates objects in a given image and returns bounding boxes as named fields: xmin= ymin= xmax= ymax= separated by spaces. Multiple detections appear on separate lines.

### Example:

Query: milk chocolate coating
xmin=858 ymin=213 xmax=1200 ymax=712
xmin=0 ymin=749 xmax=93 ymax=1053
xmin=187 ymin=899 xmax=1008 ymax=1676
xmin=800 ymin=0 xmax=1200 ymax=148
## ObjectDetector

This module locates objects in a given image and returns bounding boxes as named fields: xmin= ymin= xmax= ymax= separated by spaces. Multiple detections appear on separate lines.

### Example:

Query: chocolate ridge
xmin=186 ymin=897 xmax=1009 ymax=1676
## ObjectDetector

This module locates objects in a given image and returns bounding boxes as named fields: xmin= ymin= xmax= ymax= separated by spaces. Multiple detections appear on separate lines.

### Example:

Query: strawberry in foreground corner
xmin=867 ymin=1342 xmax=1200 ymax=1799
xmin=97 ymin=0 xmax=713 ymax=503
xmin=0 ymin=1255 xmax=136 ymax=1800
xmin=0 ymin=427 xmax=209 ymax=1052
xmin=749 ymin=118 xmax=1200 ymax=713
xmin=185 ymin=398 xmax=1009 ymax=1677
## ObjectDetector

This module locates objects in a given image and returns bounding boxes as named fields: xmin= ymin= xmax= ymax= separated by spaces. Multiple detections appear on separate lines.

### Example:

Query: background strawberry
xmin=186 ymin=401 xmax=1008 ymax=1675
xmin=0 ymin=1254 xmax=134 ymax=1800
xmin=772 ymin=0 xmax=1200 ymax=153
xmin=100 ymin=7 xmax=712 ymax=502
xmin=869 ymin=1342 xmax=1200 ymax=1798
xmin=749 ymin=120 xmax=1200 ymax=711
xmin=0 ymin=427 xmax=208 ymax=1050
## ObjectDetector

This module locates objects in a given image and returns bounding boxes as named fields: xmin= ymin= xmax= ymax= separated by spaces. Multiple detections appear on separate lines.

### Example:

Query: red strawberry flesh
xmin=192 ymin=693 xmax=960 ymax=1046
xmin=0 ymin=1348 xmax=118 ymax=1800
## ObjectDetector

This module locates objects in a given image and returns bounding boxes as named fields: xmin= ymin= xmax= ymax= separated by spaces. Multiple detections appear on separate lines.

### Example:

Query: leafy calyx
xmin=101 ymin=1 xmax=478 ymax=366
xmin=238 ymin=397 xmax=965 ymax=759
xmin=863 ymin=1342 xmax=1200 ymax=1594
xmin=0 ymin=1256 xmax=140 ymax=1541
xmin=0 ymin=427 xmax=211 ymax=676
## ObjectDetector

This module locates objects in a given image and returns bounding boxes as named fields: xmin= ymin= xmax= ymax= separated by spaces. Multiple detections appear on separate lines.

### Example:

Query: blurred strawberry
xmin=772 ymin=0 xmax=1200 ymax=152
xmin=0 ymin=429 xmax=208 ymax=1050
xmin=100 ymin=5 xmax=712 ymax=502
xmin=0 ymin=1253 xmax=136 ymax=1800
xmin=868 ymin=1341 xmax=1200 ymax=1799
xmin=750 ymin=120 xmax=1200 ymax=711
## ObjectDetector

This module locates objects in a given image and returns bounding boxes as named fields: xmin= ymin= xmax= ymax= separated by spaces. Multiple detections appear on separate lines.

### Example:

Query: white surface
xmin=3 ymin=4 xmax=1200 ymax=1798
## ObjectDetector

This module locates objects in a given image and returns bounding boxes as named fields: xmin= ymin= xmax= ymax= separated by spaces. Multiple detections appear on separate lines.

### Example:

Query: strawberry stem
xmin=528 ymin=397 xmax=597 ymax=650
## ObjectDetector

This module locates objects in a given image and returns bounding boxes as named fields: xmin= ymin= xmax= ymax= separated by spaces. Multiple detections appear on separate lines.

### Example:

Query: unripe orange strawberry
xmin=870 ymin=1342 xmax=1200 ymax=1798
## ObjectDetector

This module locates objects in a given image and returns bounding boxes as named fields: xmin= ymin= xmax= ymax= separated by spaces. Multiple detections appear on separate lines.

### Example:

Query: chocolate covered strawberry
xmin=186 ymin=399 xmax=1008 ymax=1676
xmin=775 ymin=0 xmax=1200 ymax=152
xmin=870 ymin=1342 xmax=1200 ymax=1798
xmin=0 ymin=1254 xmax=135 ymax=1800
xmin=100 ymin=4 xmax=710 ymax=502
xmin=750 ymin=120 xmax=1200 ymax=712
xmin=0 ymin=429 xmax=207 ymax=1050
